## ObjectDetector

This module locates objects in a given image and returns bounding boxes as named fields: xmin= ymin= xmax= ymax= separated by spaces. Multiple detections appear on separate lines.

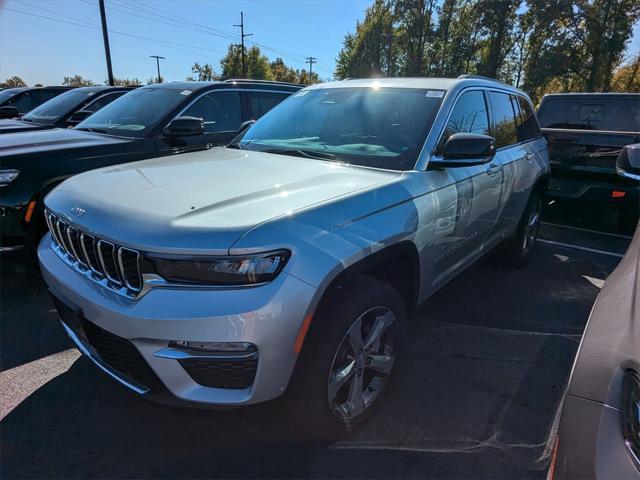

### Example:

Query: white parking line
xmin=538 ymin=238 xmax=624 ymax=258
xmin=541 ymin=222 xmax=633 ymax=240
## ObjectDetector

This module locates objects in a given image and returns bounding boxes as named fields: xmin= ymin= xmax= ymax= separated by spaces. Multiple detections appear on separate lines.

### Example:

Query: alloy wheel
xmin=327 ymin=306 xmax=397 ymax=421
xmin=522 ymin=199 xmax=541 ymax=254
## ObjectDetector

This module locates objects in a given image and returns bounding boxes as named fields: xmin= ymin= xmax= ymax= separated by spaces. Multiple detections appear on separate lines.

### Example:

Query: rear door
xmin=156 ymin=90 xmax=243 ymax=155
xmin=245 ymin=90 xmax=291 ymax=121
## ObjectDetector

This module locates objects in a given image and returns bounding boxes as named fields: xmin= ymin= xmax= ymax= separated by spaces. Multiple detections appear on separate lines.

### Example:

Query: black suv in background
xmin=0 ymin=80 xmax=302 ymax=251
xmin=0 ymin=86 xmax=135 ymax=134
xmin=538 ymin=93 xmax=640 ymax=231
xmin=0 ymin=86 xmax=74 ymax=118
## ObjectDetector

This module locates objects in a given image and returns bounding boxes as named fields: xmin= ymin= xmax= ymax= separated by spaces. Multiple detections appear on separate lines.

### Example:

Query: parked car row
xmin=0 ymin=85 xmax=74 ymax=118
xmin=0 ymin=79 xmax=301 ymax=250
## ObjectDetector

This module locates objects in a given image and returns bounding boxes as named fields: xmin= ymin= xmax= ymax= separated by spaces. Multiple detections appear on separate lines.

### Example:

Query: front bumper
xmin=553 ymin=394 xmax=639 ymax=479
xmin=38 ymin=234 xmax=317 ymax=406
xmin=0 ymin=202 xmax=29 ymax=248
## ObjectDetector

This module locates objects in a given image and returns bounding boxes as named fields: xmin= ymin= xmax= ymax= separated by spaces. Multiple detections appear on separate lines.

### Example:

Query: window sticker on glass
xmin=294 ymin=90 xmax=310 ymax=97
xmin=180 ymin=90 xmax=192 ymax=96
xmin=426 ymin=90 xmax=445 ymax=98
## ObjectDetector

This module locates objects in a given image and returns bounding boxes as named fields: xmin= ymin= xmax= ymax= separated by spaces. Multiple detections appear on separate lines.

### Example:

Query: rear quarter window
xmin=537 ymin=96 xmax=640 ymax=132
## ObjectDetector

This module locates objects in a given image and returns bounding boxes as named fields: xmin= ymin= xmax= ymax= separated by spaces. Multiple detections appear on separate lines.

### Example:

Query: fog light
xmin=170 ymin=340 xmax=256 ymax=352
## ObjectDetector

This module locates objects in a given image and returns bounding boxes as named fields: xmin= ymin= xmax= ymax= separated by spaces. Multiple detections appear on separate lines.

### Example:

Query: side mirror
xmin=239 ymin=119 xmax=255 ymax=133
xmin=0 ymin=106 xmax=19 ymax=119
xmin=617 ymin=143 xmax=640 ymax=181
xmin=67 ymin=110 xmax=93 ymax=127
xmin=429 ymin=133 xmax=496 ymax=169
xmin=163 ymin=116 xmax=204 ymax=137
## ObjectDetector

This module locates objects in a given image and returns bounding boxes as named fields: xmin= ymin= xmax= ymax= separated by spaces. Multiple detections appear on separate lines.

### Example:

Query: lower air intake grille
xmin=178 ymin=357 xmax=258 ymax=389
xmin=80 ymin=317 xmax=165 ymax=393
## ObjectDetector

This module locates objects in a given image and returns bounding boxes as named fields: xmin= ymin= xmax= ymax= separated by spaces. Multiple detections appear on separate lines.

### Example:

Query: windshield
xmin=238 ymin=87 xmax=445 ymax=170
xmin=22 ymin=88 xmax=99 ymax=125
xmin=0 ymin=88 xmax=21 ymax=104
xmin=538 ymin=96 xmax=640 ymax=132
xmin=75 ymin=88 xmax=188 ymax=137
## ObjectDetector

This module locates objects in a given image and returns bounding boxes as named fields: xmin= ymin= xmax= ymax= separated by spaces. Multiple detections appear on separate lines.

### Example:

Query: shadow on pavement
xmin=0 ymin=242 xmax=622 ymax=479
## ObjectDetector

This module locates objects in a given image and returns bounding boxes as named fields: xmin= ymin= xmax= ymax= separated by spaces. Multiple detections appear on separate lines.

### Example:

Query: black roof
xmin=141 ymin=80 xmax=303 ymax=93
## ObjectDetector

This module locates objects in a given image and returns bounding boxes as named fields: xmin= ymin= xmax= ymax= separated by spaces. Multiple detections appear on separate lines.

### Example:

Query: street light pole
xmin=150 ymin=55 xmax=165 ymax=83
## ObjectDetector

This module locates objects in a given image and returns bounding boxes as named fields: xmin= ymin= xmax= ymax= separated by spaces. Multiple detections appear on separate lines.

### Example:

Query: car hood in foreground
xmin=0 ymin=127 xmax=132 ymax=157
xmin=0 ymin=119 xmax=48 ymax=134
xmin=45 ymin=147 xmax=403 ymax=254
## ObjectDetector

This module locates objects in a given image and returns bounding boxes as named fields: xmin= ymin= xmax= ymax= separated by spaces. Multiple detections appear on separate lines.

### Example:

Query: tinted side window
xmin=84 ymin=91 xmax=127 ymax=112
xmin=6 ymin=92 xmax=31 ymax=113
xmin=516 ymin=96 xmax=540 ymax=142
xmin=489 ymin=91 xmax=517 ymax=147
xmin=183 ymin=91 xmax=242 ymax=133
xmin=248 ymin=91 xmax=288 ymax=119
xmin=440 ymin=90 xmax=489 ymax=149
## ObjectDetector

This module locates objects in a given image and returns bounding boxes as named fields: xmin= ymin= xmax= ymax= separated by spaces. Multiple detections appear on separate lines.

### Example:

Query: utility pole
xmin=98 ymin=0 xmax=114 ymax=86
xmin=233 ymin=12 xmax=253 ymax=78
xmin=150 ymin=55 xmax=165 ymax=83
xmin=305 ymin=56 xmax=317 ymax=78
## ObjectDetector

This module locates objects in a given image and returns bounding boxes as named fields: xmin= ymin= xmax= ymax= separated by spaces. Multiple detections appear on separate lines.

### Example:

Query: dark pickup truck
xmin=537 ymin=93 xmax=640 ymax=230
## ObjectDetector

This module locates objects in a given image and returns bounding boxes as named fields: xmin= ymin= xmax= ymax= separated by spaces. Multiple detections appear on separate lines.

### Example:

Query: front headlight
xmin=147 ymin=250 xmax=290 ymax=286
xmin=0 ymin=169 xmax=19 ymax=187
xmin=623 ymin=370 xmax=640 ymax=467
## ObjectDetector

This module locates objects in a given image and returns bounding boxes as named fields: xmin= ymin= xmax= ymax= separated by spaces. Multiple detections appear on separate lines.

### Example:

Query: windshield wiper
xmin=262 ymin=148 xmax=335 ymax=161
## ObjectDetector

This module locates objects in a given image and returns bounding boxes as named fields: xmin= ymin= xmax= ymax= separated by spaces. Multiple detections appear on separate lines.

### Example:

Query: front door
xmin=426 ymin=89 xmax=502 ymax=290
xmin=156 ymin=90 xmax=243 ymax=156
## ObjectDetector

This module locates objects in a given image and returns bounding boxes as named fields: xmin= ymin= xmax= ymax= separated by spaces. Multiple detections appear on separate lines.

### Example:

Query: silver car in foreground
xmin=39 ymin=76 xmax=549 ymax=437
xmin=550 ymin=222 xmax=640 ymax=479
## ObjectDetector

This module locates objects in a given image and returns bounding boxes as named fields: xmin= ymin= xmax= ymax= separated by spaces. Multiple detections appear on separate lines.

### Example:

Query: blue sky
xmin=0 ymin=0 xmax=370 ymax=85
xmin=1 ymin=0 xmax=639 ymax=86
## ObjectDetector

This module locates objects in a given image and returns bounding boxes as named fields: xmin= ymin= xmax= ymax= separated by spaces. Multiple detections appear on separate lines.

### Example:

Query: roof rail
xmin=457 ymin=74 xmax=512 ymax=86
xmin=223 ymin=78 xmax=305 ymax=87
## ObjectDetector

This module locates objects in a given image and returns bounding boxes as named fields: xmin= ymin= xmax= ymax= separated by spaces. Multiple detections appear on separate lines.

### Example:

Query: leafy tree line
xmin=2 ymin=44 xmax=320 ymax=90
xmin=335 ymin=0 xmax=640 ymax=101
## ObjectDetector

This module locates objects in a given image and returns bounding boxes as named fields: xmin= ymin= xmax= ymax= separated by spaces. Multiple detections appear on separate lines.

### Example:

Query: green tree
xmin=220 ymin=44 xmax=274 ymax=80
xmin=190 ymin=62 xmax=217 ymax=81
xmin=146 ymin=76 xmax=164 ymax=84
xmin=1 ymin=76 xmax=27 ymax=88
xmin=62 ymin=75 xmax=96 ymax=87
xmin=270 ymin=58 xmax=298 ymax=83
xmin=394 ymin=0 xmax=436 ymax=75
xmin=611 ymin=54 xmax=640 ymax=92
xmin=110 ymin=77 xmax=142 ymax=86
xmin=335 ymin=0 xmax=395 ymax=79
xmin=475 ymin=0 xmax=522 ymax=79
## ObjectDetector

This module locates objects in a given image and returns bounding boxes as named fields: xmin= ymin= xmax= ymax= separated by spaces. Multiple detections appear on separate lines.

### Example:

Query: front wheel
xmin=497 ymin=192 xmax=542 ymax=268
xmin=286 ymin=276 xmax=407 ymax=439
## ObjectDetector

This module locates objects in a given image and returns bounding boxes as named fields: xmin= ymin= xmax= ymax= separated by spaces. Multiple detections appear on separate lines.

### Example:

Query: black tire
xmin=286 ymin=275 xmax=407 ymax=440
xmin=497 ymin=191 xmax=542 ymax=268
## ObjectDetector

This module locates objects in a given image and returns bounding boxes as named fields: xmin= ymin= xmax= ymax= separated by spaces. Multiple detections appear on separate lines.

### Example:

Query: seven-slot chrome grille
xmin=45 ymin=209 xmax=143 ymax=297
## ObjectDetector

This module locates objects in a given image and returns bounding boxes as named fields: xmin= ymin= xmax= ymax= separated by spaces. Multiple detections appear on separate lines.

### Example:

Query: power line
xmin=0 ymin=6 xmax=221 ymax=62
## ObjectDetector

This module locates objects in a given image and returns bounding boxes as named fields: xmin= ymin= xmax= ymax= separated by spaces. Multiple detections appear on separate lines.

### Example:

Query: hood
xmin=0 ymin=118 xmax=47 ymax=134
xmin=45 ymin=147 xmax=403 ymax=254
xmin=0 ymin=127 xmax=132 ymax=156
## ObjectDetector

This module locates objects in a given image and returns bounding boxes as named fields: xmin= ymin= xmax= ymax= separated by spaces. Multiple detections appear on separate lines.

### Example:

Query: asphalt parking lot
xmin=0 ymin=221 xmax=631 ymax=479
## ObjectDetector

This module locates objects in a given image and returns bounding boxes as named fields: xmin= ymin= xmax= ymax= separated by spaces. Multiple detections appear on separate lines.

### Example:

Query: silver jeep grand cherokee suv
xmin=39 ymin=77 xmax=549 ymax=436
